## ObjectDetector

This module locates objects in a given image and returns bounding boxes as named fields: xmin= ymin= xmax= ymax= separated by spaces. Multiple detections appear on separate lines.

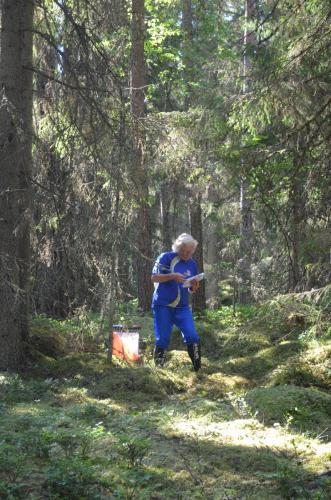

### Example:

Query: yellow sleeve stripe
xmin=170 ymin=256 xmax=180 ymax=272
xmin=168 ymin=288 xmax=181 ymax=307
xmin=168 ymin=255 xmax=180 ymax=307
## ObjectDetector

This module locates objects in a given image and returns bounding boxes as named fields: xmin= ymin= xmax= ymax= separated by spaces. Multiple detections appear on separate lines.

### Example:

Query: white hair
xmin=172 ymin=233 xmax=198 ymax=253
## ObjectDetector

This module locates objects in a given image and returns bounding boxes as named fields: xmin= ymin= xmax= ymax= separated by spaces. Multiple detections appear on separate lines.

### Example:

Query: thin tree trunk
xmin=131 ymin=0 xmax=152 ymax=312
xmin=238 ymin=176 xmax=253 ymax=304
xmin=0 ymin=0 xmax=34 ymax=370
xmin=238 ymin=0 xmax=256 ymax=304
xmin=182 ymin=0 xmax=206 ymax=310
xmin=189 ymin=194 xmax=206 ymax=310
xmin=98 ymin=92 xmax=126 ymax=356
xmin=205 ymin=188 xmax=222 ymax=308
xmin=288 ymin=134 xmax=305 ymax=291
xmin=182 ymin=0 xmax=194 ymax=108
xmin=160 ymin=183 xmax=172 ymax=250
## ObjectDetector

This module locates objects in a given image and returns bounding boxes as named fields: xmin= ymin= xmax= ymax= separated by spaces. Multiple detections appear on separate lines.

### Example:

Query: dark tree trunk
xmin=0 ymin=0 xmax=34 ymax=369
xmin=131 ymin=0 xmax=153 ymax=311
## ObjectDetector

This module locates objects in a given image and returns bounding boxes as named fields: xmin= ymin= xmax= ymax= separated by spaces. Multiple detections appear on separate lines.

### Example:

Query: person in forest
xmin=151 ymin=233 xmax=201 ymax=371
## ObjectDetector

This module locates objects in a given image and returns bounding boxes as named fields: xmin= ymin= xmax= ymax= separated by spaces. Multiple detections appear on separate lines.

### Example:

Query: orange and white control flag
xmin=112 ymin=331 xmax=141 ymax=362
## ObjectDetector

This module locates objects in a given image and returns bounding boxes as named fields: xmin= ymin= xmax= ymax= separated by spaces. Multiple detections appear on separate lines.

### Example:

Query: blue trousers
xmin=152 ymin=305 xmax=200 ymax=349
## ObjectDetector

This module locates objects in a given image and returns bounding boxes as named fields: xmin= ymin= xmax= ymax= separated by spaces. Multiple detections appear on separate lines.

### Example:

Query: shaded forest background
xmin=0 ymin=0 xmax=330 ymax=370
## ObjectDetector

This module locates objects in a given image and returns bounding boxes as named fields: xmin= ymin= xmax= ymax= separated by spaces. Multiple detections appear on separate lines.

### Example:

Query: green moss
xmin=30 ymin=326 xmax=66 ymax=359
xmin=221 ymin=331 xmax=270 ymax=358
xmin=267 ymin=343 xmax=331 ymax=390
xmin=244 ymin=385 xmax=331 ymax=435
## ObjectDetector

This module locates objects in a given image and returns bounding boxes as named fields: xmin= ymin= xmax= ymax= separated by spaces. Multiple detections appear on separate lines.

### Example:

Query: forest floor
xmin=1 ymin=290 xmax=331 ymax=499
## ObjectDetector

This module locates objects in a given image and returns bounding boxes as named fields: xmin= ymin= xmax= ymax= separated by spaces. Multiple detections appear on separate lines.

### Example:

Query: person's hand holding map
xmin=182 ymin=273 xmax=205 ymax=289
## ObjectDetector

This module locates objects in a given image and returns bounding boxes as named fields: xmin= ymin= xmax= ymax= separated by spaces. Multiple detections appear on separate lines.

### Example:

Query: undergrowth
xmin=0 ymin=288 xmax=330 ymax=499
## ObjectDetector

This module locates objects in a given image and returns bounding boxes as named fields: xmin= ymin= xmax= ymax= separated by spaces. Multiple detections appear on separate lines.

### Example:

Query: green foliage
xmin=0 ymin=373 xmax=49 ymax=404
xmin=255 ymin=288 xmax=331 ymax=342
xmin=201 ymin=304 xmax=259 ymax=328
xmin=17 ymin=428 xmax=54 ymax=459
xmin=43 ymin=458 xmax=113 ymax=499
xmin=0 ymin=443 xmax=26 ymax=484
xmin=31 ymin=311 xmax=104 ymax=360
xmin=117 ymin=433 xmax=150 ymax=468
xmin=67 ymin=402 xmax=114 ymax=422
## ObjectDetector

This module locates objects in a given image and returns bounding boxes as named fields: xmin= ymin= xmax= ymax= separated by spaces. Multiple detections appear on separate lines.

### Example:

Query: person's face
xmin=178 ymin=243 xmax=195 ymax=261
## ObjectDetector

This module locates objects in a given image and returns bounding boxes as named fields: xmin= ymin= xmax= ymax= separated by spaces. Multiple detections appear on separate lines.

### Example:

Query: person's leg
xmin=152 ymin=306 xmax=174 ymax=366
xmin=173 ymin=307 xmax=200 ymax=344
xmin=173 ymin=307 xmax=201 ymax=371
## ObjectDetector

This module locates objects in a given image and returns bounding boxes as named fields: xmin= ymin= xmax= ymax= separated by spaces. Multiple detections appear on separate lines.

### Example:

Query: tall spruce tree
xmin=0 ymin=0 xmax=34 ymax=369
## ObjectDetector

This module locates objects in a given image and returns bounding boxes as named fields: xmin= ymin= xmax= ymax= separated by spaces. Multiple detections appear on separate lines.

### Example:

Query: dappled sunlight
xmin=7 ymin=402 xmax=51 ymax=417
xmin=1 ymin=296 xmax=331 ymax=498
xmin=168 ymin=415 xmax=331 ymax=462
xmin=205 ymin=372 xmax=252 ymax=391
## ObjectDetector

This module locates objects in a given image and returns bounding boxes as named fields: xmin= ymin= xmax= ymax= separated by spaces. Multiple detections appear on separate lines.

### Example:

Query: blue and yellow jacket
xmin=151 ymin=251 xmax=198 ymax=308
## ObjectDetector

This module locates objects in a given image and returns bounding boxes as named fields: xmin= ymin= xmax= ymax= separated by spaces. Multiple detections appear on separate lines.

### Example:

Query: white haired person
xmin=151 ymin=233 xmax=201 ymax=371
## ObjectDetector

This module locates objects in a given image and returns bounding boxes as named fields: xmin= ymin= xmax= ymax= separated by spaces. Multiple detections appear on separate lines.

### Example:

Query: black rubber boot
xmin=153 ymin=346 xmax=166 ymax=367
xmin=187 ymin=342 xmax=201 ymax=372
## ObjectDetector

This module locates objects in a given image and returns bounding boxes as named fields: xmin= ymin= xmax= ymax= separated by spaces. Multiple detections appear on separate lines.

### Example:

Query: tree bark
xmin=0 ymin=0 xmax=34 ymax=369
xmin=131 ymin=0 xmax=153 ymax=311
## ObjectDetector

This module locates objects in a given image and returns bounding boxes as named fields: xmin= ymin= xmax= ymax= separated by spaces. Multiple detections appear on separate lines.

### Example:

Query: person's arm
xmin=151 ymin=252 xmax=185 ymax=284
xmin=151 ymin=273 xmax=185 ymax=284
